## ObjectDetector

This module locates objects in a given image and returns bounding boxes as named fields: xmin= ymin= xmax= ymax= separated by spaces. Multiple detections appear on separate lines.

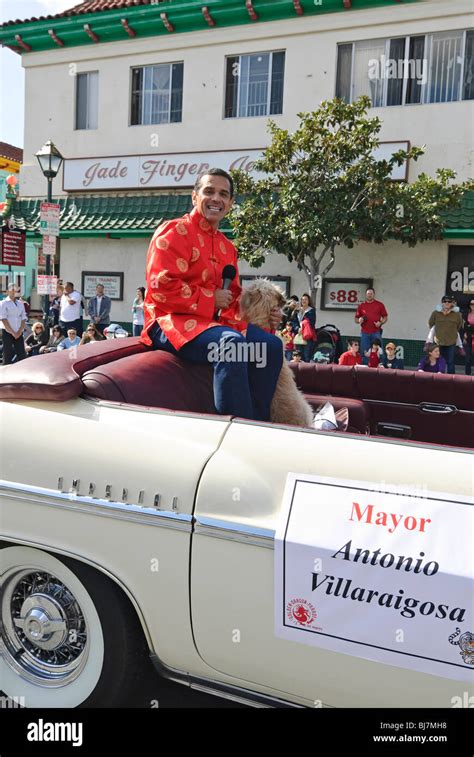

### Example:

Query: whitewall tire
xmin=0 ymin=545 xmax=147 ymax=708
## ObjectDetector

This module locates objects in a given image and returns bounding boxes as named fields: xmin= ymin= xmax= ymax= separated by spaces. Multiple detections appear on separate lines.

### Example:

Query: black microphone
xmin=216 ymin=264 xmax=237 ymax=320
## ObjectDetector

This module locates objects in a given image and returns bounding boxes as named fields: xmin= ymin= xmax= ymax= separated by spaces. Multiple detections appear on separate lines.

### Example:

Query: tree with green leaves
xmin=230 ymin=96 xmax=473 ymax=303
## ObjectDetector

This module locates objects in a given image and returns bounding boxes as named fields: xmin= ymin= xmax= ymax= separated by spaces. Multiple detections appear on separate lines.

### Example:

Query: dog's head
xmin=239 ymin=279 xmax=286 ymax=329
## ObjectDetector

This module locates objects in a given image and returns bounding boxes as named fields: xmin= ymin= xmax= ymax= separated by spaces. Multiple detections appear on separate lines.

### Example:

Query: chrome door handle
xmin=420 ymin=403 xmax=457 ymax=414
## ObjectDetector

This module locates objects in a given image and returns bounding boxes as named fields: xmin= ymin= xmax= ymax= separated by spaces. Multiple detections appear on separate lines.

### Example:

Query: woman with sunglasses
xmin=25 ymin=321 xmax=48 ymax=357
xmin=39 ymin=325 xmax=64 ymax=353
xmin=80 ymin=323 xmax=105 ymax=345
xmin=461 ymin=298 xmax=474 ymax=375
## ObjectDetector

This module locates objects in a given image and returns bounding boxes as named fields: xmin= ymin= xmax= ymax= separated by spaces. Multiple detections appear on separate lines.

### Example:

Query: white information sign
xmin=322 ymin=280 xmax=370 ymax=310
xmin=42 ymin=235 xmax=56 ymax=256
xmin=39 ymin=203 xmax=60 ymax=236
xmin=37 ymin=275 xmax=58 ymax=295
xmin=275 ymin=474 xmax=473 ymax=682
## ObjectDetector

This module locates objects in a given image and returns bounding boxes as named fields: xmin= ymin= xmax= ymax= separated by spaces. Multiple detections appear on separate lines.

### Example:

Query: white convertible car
xmin=0 ymin=337 xmax=473 ymax=708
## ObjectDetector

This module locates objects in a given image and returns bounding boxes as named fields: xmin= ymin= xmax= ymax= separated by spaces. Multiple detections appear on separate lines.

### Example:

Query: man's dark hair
xmin=348 ymin=339 xmax=359 ymax=347
xmin=66 ymin=281 xmax=74 ymax=289
xmin=366 ymin=287 xmax=375 ymax=294
xmin=289 ymin=295 xmax=299 ymax=302
xmin=194 ymin=168 xmax=234 ymax=198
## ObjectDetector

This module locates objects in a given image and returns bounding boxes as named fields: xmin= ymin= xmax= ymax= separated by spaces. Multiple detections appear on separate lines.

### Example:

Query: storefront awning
xmin=10 ymin=194 xmax=194 ymax=238
xmin=442 ymin=190 xmax=474 ymax=238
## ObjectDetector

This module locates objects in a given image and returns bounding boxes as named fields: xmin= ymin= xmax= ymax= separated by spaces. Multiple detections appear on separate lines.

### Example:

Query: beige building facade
xmin=4 ymin=0 xmax=473 ymax=342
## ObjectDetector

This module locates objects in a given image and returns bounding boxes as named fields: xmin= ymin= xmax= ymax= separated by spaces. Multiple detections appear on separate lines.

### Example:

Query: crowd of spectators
xmin=1 ymin=282 xmax=473 ymax=375
xmin=278 ymin=287 xmax=473 ymax=375
xmin=0 ymin=280 xmax=150 ymax=365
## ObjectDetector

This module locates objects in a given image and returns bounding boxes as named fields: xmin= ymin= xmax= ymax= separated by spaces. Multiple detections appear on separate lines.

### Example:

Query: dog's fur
xmin=239 ymin=279 xmax=314 ymax=427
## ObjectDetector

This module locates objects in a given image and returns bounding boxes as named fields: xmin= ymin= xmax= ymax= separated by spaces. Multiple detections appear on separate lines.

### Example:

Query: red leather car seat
xmin=82 ymin=349 xmax=217 ymax=414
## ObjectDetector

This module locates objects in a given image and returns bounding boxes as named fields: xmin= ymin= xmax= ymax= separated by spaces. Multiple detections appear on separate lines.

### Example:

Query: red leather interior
xmin=0 ymin=338 xmax=146 ymax=402
xmin=289 ymin=362 xmax=474 ymax=446
xmin=82 ymin=350 xmax=217 ymax=414
xmin=1 ymin=338 xmax=472 ymax=446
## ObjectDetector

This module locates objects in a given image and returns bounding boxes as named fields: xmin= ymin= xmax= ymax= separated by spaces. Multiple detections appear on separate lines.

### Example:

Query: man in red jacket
xmin=141 ymin=168 xmax=282 ymax=421
xmin=355 ymin=287 xmax=388 ymax=365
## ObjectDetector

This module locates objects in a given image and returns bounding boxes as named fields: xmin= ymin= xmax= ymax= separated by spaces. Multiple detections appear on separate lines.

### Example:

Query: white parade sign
xmin=39 ymin=203 xmax=60 ymax=236
xmin=37 ymin=275 xmax=58 ymax=295
xmin=42 ymin=235 xmax=56 ymax=256
xmin=275 ymin=474 xmax=473 ymax=682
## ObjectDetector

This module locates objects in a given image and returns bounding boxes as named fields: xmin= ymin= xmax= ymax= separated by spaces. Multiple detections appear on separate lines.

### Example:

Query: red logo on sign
xmin=287 ymin=598 xmax=317 ymax=626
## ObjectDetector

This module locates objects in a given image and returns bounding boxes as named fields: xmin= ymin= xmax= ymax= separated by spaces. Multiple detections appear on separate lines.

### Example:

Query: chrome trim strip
xmin=83 ymin=395 xmax=233 ymax=423
xmin=150 ymin=653 xmax=303 ymax=708
xmin=0 ymin=480 xmax=192 ymax=532
xmin=194 ymin=516 xmax=275 ymax=549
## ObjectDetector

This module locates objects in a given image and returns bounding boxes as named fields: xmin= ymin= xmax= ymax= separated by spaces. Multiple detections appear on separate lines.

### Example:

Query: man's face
xmin=65 ymin=284 xmax=73 ymax=295
xmin=192 ymin=174 xmax=233 ymax=229
xmin=68 ymin=329 xmax=77 ymax=340
xmin=96 ymin=286 xmax=104 ymax=296
xmin=7 ymin=287 xmax=19 ymax=299
xmin=366 ymin=289 xmax=375 ymax=302
xmin=350 ymin=342 xmax=359 ymax=354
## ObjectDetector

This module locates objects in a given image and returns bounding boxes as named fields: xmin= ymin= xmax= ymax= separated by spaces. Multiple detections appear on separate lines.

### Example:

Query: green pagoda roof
xmin=6 ymin=193 xmax=193 ymax=237
xmin=2 ymin=190 xmax=473 ymax=240
xmin=1 ymin=0 xmax=423 ymax=55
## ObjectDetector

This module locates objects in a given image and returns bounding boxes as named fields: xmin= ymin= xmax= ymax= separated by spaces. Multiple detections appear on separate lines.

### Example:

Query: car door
xmin=191 ymin=419 xmax=471 ymax=707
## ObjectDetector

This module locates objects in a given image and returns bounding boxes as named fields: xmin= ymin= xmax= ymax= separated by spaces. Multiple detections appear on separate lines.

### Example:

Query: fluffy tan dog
xmin=239 ymin=279 xmax=314 ymax=427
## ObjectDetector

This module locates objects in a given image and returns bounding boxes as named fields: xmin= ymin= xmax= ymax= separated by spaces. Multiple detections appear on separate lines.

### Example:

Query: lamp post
xmin=35 ymin=140 xmax=63 ymax=326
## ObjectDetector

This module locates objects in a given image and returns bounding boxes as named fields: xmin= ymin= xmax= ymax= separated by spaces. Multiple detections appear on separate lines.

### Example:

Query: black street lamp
xmin=35 ymin=140 xmax=63 ymax=326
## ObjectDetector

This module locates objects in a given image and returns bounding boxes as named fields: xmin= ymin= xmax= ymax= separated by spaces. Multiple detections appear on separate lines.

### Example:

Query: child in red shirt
xmin=339 ymin=339 xmax=362 ymax=366
xmin=365 ymin=338 xmax=383 ymax=367
xmin=281 ymin=322 xmax=295 ymax=361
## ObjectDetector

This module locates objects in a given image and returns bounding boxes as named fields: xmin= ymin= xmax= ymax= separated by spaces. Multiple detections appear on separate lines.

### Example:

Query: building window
xmin=336 ymin=30 xmax=473 ymax=106
xmin=75 ymin=72 xmax=98 ymax=129
xmin=225 ymin=51 xmax=285 ymax=118
xmin=131 ymin=63 xmax=183 ymax=125
xmin=463 ymin=30 xmax=474 ymax=100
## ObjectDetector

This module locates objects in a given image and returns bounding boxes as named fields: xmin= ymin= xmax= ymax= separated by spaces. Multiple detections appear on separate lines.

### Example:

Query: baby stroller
xmin=312 ymin=324 xmax=343 ymax=364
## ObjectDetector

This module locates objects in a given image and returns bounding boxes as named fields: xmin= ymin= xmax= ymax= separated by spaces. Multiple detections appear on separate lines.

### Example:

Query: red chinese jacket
xmin=140 ymin=207 xmax=247 ymax=350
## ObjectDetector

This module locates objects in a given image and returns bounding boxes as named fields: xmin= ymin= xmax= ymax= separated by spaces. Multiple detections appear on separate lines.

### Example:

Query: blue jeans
xmin=150 ymin=323 xmax=283 ymax=421
xmin=360 ymin=331 xmax=383 ymax=365
xmin=439 ymin=344 xmax=456 ymax=374
xmin=302 ymin=340 xmax=316 ymax=363
xmin=133 ymin=324 xmax=143 ymax=337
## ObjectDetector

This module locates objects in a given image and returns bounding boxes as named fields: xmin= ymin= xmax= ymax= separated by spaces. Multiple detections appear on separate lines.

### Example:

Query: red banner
xmin=1 ymin=227 xmax=26 ymax=266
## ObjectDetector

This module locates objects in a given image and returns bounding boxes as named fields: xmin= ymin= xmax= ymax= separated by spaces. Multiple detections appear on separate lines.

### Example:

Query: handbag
xmin=294 ymin=332 xmax=307 ymax=346
xmin=302 ymin=319 xmax=316 ymax=342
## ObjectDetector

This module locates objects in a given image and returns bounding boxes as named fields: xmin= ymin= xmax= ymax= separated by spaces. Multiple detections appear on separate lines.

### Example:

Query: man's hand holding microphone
xmin=214 ymin=288 xmax=233 ymax=311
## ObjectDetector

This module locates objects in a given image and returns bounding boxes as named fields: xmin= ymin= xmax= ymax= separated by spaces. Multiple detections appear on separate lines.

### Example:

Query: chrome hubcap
xmin=14 ymin=594 xmax=68 ymax=649
xmin=1 ymin=568 xmax=89 ymax=688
